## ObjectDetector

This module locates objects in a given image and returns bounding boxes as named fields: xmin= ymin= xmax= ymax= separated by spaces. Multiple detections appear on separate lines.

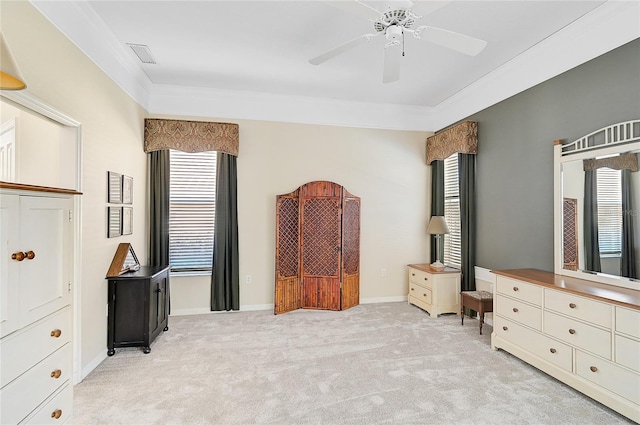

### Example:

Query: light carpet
xmin=73 ymin=302 xmax=633 ymax=424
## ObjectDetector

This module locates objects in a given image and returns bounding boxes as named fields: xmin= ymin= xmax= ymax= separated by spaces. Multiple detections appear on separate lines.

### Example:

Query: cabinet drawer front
xmin=494 ymin=316 xmax=572 ymax=372
xmin=496 ymin=294 xmax=541 ymax=331
xmin=615 ymin=335 xmax=640 ymax=373
xmin=576 ymin=350 xmax=640 ymax=404
xmin=543 ymin=311 xmax=611 ymax=359
xmin=409 ymin=282 xmax=432 ymax=304
xmin=0 ymin=307 xmax=70 ymax=387
xmin=544 ymin=289 xmax=612 ymax=328
xmin=0 ymin=344 xmax=71 ymax=425
xmin=616 ymin=307 xmax=640 ymax=339
xmin=24 ymin=382 xmax=72 ymax=425
xmin=495 ymin=276 xmax=542 ymax=306
xmin=408 ymin=268 xmax=432 ymax=289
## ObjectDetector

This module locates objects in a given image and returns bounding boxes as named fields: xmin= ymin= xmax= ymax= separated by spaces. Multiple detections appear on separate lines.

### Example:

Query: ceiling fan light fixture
xmin=0 ymin=32 xmax=27 ymax=90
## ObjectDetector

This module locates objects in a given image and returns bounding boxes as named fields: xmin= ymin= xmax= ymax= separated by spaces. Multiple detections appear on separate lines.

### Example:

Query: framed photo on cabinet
xmin=122 ymin=207 xmax=133 ymax=235
xmin=107 ymin=171 xmax=122 ymax=204
xmin=122 ymin=175 xmax=133 ymax=204
xmin=107 ymin=206 xmax=122 ymax=238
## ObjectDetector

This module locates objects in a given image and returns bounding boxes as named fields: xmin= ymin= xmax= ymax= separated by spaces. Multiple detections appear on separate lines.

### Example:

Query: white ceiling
xmin=32 ymin=1 xmax=640 ymax=130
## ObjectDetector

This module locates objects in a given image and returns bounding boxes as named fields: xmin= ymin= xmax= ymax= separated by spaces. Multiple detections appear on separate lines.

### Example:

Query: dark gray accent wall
xmin=468 ymin=38 xmax=640 ymax=272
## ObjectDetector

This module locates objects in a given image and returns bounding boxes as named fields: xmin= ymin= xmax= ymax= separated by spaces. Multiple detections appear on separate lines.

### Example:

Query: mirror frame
xmin=554 ymin=119 xmax=640 ymax=290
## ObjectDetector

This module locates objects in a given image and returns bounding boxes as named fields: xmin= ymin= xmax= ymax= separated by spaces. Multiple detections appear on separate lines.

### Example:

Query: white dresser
xmin=1 ymin=184 xmax=77 ymax=424
xmin=491 ymin=269 xmax=640 ymax=423
xmin=407 ymin=264 xmax=461 ymax=317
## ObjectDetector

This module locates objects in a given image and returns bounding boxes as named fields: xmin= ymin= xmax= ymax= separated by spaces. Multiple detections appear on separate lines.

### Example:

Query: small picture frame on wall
xmin=107 ymin=207 xmax=122 ymax=238
xmin=122 ymin=175 xmax=133 ymax=204
xmin=122 ymin=207 xmax=133 ymax=235
xmin=108 ymin=171 xmax=122 ymax=204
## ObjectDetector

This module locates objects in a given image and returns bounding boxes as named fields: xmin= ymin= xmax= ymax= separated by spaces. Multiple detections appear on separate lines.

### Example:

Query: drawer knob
xmin=569 ymin=303 xmax=576 ymax=309
xmin=424 ymin=277 xmax=428 ymax=281
xmin=11 ymin=251 xmax=25 ymax=261
xmin=550 ymin=348 xmax=557 ymax=354
xmin=590 ymin=366 xmax=598 ymax=373
xmin=412 ymin=273 xmax=415 ymax=276
xmin=423 ymin=293 xmax=427 ymax=297
xmin=512 ymin=286 xmax=519 ymax=292
xmin=502 ymin=326 xmax=508 ymax=331
xmin=51 ymin=409 xmax=62 ymax=419
xmin=512 ymin=308 xmax=519 ymax=313
xmin=51 ymin=369 xmax=62 ymax=379
xmin=25 ymin=250 xmax=35 ymax=260
xmin=569 ymin=329 xmax=576 ymax=335
xmin=50 ymin=329 xmax=62 ymax=338
xmin=410 ymin=287 xmax=414 ymax=291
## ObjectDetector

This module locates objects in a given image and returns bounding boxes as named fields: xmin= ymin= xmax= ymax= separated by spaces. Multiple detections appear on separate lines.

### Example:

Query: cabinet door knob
xmin=50 ymin=369 xmax=62 ymax=379
xmin=51 ymin=409 xmax=63 ymax=419
xmin=50 ymin=329 xmax=62 ymax=338
xmin=512 ymin=308 xmax=519 ymax=313
xmin=590 ymin=366 xmax=598 ymax=373
xmin=512 ymin=286 xmax=519 ymax=292
xmin=569 ymin=303 xmax=576 ymax=309
xmin=569 ymin=329 xmax=576 ymax=335
xmin=550 ymin=348 xmax=557 ymax=354
xmin=11 ymin=251 xmax=25 ymax=261
xmin=502 ymin=326 xmax=508 ymax=331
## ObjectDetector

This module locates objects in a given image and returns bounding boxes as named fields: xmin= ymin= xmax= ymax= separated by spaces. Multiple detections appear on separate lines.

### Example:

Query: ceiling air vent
xmin=127 ymin=43 xmax=156 ymax=64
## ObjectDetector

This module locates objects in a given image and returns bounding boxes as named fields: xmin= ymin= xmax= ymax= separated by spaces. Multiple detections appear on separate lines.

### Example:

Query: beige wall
xmin=2 ymin=2 xmax=430 ymax=378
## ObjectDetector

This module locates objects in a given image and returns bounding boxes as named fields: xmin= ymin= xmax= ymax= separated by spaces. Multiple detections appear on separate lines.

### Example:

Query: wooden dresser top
xmin=493 ymin=268 xmax=640 ymax=310
xmin=408 ymin=264 xmax=460 ymax=274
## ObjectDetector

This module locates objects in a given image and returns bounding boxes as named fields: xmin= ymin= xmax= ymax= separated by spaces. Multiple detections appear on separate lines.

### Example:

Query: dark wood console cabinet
xmin=106 ymin=265 xmax=170 ymax=355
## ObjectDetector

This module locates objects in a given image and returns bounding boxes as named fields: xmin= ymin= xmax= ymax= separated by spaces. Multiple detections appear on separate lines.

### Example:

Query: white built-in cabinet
xmin=0 ymin=185 xmax=77 ymax=424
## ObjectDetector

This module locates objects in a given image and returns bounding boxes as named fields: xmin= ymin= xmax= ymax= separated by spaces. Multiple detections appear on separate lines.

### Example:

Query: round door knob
xmin=25 ymin=250 xmax=35 ymax=260
xmin=569 ymin=303 xmax=576 ymax=309
xmin=512 ymin=308 xmax=519 ymax=313
xmin=11 ymin=251 xmax=25 ymax=261
xmin=50 ymin=329 xmax=62 ymax=338
xmin=590 ymin=366 xmax=598 ymax=373
xmin=50 ymin=369 xmax=62 ymax=379
xmin=569 ymin=329 xmax=576 ymax=335
xmin=512 ymin=286 xmax=519 ymax=292
xmin=502 ymin=326 xmax=508 ymax=331
xmin=550 ymin=348 xmax=557 ymax=354
xmin=51 ymin=409 xmax=62 ymax=419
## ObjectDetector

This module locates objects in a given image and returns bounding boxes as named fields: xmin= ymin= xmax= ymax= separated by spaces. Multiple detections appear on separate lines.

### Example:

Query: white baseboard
xmin=80 ymin=351 xmax=107 ymax=383
xmin=361 ymin=295 xmax=407 ymax=304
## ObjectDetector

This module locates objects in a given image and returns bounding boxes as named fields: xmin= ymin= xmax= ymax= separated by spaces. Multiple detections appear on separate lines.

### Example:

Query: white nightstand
xmin=407 ymin=263 xmax=461 ymax=317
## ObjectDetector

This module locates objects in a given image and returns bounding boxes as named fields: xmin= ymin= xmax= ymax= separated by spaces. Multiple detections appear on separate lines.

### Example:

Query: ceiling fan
xmin=309 ymin=1 xmax=487 ymax=84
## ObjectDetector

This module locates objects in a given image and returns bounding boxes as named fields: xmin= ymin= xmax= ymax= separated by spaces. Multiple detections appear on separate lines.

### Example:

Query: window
xmin=169 ymin=150 xmax=217 ymax=273
xmin=596 ymin=167 xmax=622 ymax=256
xmin=443 ymin=154 xmax=461 ymax=268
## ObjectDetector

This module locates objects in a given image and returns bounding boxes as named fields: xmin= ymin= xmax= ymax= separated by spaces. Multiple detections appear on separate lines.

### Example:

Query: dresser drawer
xmin=616 ymin=307 xmax=640 ymax=339
xmin=24 ymin=382 xmax=72 ymax=424
xmin=495 ymin=276 xmax=542 ymax=306
xmin=408 ymin=268 xmax=432 ymax=289
xmin=409 ymin=282 xmax=432 ymax=304
xmin=0 ymin=343 xmax=71 ymax=425
xmin=495 ymin=316 xmax=572 ymax=372
xmin=543 ymin=311 xmax=611 ymax=359
xmin=544 ymin=289 xmax=612 ymax=328
xmin=576 ymin=350 xmax=640 ymax=405
xmin=496 ymin=294 xmax=541 ymax=331
xmin=615 ymin=335 xmax=640 ymax=373
xmin=0 ymin=307 xmax=71 ymax=387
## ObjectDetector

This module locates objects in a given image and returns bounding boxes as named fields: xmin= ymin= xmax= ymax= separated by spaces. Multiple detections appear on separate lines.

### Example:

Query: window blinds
xmin=444 ymin=154 xmax=461 ymax=268
xmin=596 ymin=167 xmax=622 ymax=255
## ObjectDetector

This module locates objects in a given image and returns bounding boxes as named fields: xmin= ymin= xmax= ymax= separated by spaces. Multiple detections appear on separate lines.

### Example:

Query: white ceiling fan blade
xmin=418 ymin=26 xmax=487 ymax=56
xmin=409 ymin=1 xmax=449 ymax=17
xmin=309 ymin=33 xmax=378 ymax=65
xmin=382 ymin=42 xmax=402 ymax=84
xmin=325 ymin=1 xmax=382 ymax=20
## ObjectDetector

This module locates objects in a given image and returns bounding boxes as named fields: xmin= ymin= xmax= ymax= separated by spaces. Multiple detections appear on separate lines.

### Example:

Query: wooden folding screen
xmin=274 ymin=181 xmax=360 ymax=314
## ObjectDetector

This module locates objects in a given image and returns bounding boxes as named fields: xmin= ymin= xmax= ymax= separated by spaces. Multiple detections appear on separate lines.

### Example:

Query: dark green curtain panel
xmin=430 ymin=160 xmax=444 ymax=263
xmin=211 ymin=152 xmax=240 ymax=311
xmin=459 ymin=153 xmax=476 ymax=292
xmin=584 ymin=169 xmax=602 ymax=272
xmin=149 ymin=150 xmax=170 ymax=267
xmin=621 ymin=169 xmax=636 ymax=279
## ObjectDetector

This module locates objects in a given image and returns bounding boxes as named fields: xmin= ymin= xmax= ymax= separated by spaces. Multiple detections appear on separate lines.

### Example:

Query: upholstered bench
xmin=460 ymin=290 xmax=493 ymax=335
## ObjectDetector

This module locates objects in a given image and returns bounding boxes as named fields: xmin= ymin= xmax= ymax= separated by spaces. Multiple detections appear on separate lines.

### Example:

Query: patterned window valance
xmin=144 ymin=118 xmax=239 ymax=156
xmin=583 ymin=153 xmax=638 ymax=172
xmin=426 ymin=121 xmax=478 ymax=165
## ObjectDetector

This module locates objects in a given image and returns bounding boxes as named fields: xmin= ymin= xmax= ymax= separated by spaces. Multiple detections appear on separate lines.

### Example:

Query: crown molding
xmin=30 ymin=1 xmax=639 ymax=132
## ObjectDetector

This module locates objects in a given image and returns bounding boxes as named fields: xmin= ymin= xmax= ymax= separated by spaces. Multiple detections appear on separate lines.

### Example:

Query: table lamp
xmin=427 ymin=216 xmax=449 ymax=271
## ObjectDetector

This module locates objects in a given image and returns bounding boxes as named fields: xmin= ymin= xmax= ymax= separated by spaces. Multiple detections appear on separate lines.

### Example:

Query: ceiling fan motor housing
xmin=374 ymin=9 xmax=415 ymax=32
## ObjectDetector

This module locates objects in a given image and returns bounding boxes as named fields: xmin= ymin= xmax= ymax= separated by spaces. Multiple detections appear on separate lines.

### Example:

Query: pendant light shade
xmin=0 ymin=32 xmax=27 ymax=90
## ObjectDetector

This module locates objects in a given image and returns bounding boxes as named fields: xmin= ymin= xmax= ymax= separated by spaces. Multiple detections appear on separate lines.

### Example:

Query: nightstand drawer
xmin=544 ymin=289 xmax=611 ymax=328
xmin=496 ymin=294 xmax=542 ymax=331
xmin=408 ymin=268 xmax=432 ymax=289
xmin=409 ymin=282 xmax=432 ymax=304
xmin=496 ymin=276 xmax=542 ymax=306
xmin=544 ymin=311 xmax=611 ymax=359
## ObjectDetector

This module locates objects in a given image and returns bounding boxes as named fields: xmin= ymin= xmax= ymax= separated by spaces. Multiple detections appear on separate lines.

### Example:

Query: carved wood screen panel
xmin=274 ymin=194 xmax=301 ymax=314
xmin=302 ymin=198 xmax=341 ymax=277
xmin=563 ymin=198 xmax=579 ymax=271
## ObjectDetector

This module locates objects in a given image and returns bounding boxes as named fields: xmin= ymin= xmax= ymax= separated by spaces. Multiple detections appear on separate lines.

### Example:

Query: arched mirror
xmin=554 ymin=120 xmax=640 ymax=290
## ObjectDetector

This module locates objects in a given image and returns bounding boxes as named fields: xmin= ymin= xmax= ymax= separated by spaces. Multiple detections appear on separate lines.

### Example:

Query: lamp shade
xmin=0 ymin=32 xmax=27 ymax=90
xmin=426 ymin=216 xmax=449 ymax=235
